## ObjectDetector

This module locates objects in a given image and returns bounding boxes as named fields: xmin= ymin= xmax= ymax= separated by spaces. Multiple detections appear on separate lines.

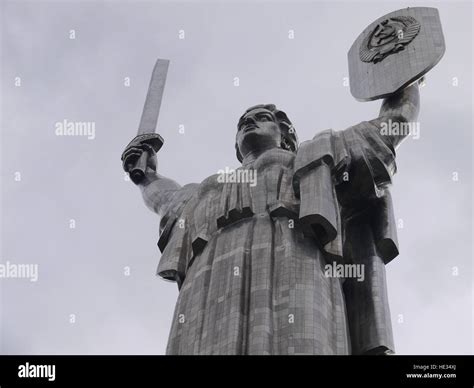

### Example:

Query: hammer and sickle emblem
xmin=359 ymin=16 xmax=421 ymax=63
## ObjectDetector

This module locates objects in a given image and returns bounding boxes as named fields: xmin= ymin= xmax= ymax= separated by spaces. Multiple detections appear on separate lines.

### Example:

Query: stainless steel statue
xmin=121 ymin=7 xmax=445 ymax=355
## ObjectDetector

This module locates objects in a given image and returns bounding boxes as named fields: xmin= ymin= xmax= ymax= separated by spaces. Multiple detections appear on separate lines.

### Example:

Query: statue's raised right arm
xmin=122 ymin=142 xmax=182 ymax=217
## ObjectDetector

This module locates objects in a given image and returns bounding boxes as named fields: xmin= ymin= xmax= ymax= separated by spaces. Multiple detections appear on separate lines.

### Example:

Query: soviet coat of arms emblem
xmin=359 ymin=16 xmax=421 ymax=63
xmin=349 ymin=7 xmax=445 ymax=101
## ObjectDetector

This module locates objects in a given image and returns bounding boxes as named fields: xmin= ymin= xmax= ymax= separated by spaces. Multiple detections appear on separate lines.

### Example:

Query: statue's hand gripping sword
xmin=122 ymin=59 xmax=169 ymax=184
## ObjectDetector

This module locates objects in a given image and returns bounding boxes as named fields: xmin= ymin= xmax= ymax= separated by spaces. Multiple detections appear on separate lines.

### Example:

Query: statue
xmin=121 ymin=7 xmax=445 ymax=355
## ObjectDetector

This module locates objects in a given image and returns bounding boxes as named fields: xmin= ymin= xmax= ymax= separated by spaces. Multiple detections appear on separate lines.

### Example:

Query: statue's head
xmin=235 ymin=104 xmax=298 ymax=163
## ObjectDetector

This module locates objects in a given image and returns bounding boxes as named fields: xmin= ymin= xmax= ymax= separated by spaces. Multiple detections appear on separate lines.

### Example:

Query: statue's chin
xmin=238 ymin=131 xmax=281 ymax=160
xmin=242 ymin=131 xmax=273 ymax=145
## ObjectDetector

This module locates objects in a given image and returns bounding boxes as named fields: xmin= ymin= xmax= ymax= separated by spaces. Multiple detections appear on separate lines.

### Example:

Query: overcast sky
xmin=1 ymin=0 xmax=472 ymax=354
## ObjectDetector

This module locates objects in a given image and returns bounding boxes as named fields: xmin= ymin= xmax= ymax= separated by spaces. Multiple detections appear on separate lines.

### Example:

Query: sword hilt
xmin=123 ymin=133 xmax=164 ymax=184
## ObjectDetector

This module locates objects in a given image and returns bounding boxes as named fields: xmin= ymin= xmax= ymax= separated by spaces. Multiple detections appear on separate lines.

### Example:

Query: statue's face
xmin=236 ymin=108 xmax=281 ymax=159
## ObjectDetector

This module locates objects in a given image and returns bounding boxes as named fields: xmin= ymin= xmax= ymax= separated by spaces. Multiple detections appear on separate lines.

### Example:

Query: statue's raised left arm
xmin=375 ymin=81 xmax=421 ymax=150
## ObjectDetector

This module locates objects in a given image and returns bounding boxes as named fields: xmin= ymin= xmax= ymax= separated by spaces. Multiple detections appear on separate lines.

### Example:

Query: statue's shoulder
xmin=293 ymin=129 xmax=351 ymax=184
xmin=296 ymin=129 xmax=341 ymax=163
xmin=195 ymin=173 xmax=223 ymax=197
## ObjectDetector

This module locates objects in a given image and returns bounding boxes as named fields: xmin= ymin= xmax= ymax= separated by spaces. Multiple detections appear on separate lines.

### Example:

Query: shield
xmin=348 ymin=7 xmax=445 ymax=101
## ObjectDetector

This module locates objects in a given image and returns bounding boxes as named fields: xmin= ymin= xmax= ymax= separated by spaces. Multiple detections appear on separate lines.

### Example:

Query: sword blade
xmin=137 ymin=58 xmax=169 ymax=135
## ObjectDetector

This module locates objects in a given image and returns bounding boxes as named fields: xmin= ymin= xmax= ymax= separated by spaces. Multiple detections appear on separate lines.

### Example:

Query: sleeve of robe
xmin=155 ymin=183 xmax=199 ymax=289
xmin=293 ymin=118 xmax=399 ymax=355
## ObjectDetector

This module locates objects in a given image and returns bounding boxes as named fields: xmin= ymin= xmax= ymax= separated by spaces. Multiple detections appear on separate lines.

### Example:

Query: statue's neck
xmin=241 ymin=146 xmax=276 ymax=167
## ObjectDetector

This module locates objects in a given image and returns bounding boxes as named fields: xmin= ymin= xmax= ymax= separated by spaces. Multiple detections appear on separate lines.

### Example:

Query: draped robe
xmin=156 ymin=119 xmax=399 ymax=355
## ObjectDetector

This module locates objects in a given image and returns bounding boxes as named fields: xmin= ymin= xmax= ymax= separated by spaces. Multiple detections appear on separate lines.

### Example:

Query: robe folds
xmin=157 ymin=120 xmax=399 ymax=355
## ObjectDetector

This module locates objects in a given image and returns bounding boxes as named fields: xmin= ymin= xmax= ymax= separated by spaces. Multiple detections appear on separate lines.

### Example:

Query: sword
xmin=123 ymin=58 xmax=169 ymax=184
